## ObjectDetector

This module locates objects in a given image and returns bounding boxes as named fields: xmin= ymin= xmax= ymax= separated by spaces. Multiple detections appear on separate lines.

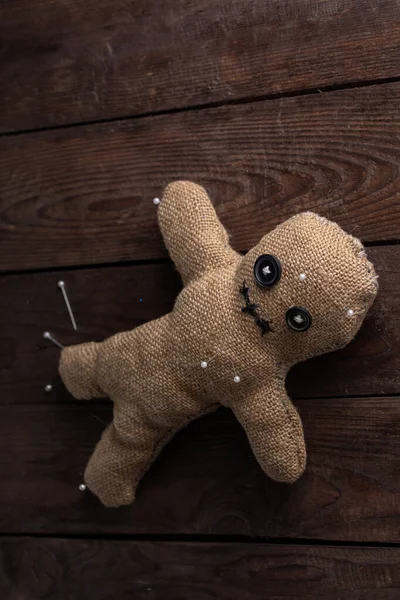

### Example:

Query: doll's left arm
xmin=231 ymin=382 xmax=306 ymax=483
xmin=158 ymin=181 xmax=239 ymax=285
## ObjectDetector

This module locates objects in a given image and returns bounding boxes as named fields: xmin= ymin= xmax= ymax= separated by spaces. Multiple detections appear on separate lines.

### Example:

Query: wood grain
xmin=0 ymin=397 xmax=399 ymax=540
xmin=1 ymin=83 xmax=400 ymax=271
xmin=1 ymin=538 xmax=400 ymax=600
xmin=1 ymin=0 xmax=400 ymax=132
xmin=0 ymin=246 xmax=398 ymax=404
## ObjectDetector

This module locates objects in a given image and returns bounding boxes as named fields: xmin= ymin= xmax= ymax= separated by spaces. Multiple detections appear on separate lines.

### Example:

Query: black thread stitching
xmin=239 ymin=281 xmax=273 ymax=336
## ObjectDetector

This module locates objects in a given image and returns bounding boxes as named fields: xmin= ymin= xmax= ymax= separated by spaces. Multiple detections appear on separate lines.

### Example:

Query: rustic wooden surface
xmin=1 ymin=0 xmax=400 ymax=132
xmin=1 ymin=83 xmax=400 ymax=272
xmin=1 ymin=0 xmax=400 ymax=596
xmin=0 ymin=399 xmax=399 ymax=540
xmin=2 ymin=539 xmax=400 ymax=600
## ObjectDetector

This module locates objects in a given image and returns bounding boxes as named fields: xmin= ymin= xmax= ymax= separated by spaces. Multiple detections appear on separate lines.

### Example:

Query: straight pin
xmin=43 ymin=331 xmax=64 ymax=349
xmin=58 ymin=280 xmax=77 ymax=330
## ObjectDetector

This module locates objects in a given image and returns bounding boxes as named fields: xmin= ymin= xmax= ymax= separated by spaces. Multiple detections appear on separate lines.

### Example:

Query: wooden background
xmin=1 ymin=0 xmax=400 ymax=598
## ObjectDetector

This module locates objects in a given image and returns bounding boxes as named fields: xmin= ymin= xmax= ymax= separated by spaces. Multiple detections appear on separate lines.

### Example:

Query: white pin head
xmin=153 ymin=197 xmax=161 ymax=205
xmin=57 ymin=280 xmax=65 ymax=288
xmin=79 ymin=484 xmax=86 ymax=492
xmin=299 ymin=273 xmax=306 ymax=281
xmin=200 ymin=361 xmax=208 ymax=369
xmin=347 ymin=309 xmax=355 ymax=317
xmin=233 ymin=375 xmax=241 ymax=383
xmin=44 ymin=384 xmax=53 ymax=393
xmin=43 ymin=331 xmax=51 ymax=339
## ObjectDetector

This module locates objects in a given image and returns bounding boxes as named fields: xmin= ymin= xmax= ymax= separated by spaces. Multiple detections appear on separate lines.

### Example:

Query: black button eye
xmin=254 ymin=254 xmax=282 ymax=288
xmin=286 ymin=306 xmax=312 ymax=332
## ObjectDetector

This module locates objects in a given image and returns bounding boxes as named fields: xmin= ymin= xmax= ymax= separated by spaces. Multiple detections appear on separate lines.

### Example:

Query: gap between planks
xmin=1 ymin=75 xmax=400 ymax=140
xmin=2 ymin=532 xmax=400 ymax=548
xmin=0 ymin=239 xmax=398 ymax=279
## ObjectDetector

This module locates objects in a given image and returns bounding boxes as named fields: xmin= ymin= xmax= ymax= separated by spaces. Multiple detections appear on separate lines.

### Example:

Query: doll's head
xmin=236 ymin=212 xmax=378 ymax=363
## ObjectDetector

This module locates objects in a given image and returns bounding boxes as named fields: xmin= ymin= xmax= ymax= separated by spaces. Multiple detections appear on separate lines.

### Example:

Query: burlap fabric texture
xmin=59 ymin=181 xmax=378 ymax=507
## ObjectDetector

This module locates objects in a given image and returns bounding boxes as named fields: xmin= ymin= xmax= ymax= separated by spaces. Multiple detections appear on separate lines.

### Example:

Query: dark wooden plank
xmin=1 ymin=0 xmax=400 ymax=132
xmin=0 ymin=246 xmax=398 ymax=403
xmin=0 ymin=397 xmax=399 ymax=540
xmin=1 ymin=84 xmax=400 ymax=272
xmin=1 ymin=539 xmax=400 ymax=600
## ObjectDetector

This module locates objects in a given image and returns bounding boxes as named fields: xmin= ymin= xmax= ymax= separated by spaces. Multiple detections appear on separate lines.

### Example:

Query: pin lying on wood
xmin=58 ymin=280 xmax=77 ymax=330
xmin=41 ymin=281 xmax=78 ymax=398
xmin=43 ymin=331 xmax=64 ymax=349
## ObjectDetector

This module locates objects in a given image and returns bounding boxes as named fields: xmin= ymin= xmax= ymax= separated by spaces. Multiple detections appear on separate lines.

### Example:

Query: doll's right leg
xmin=59 ymin=342 xmax=104 ymax=400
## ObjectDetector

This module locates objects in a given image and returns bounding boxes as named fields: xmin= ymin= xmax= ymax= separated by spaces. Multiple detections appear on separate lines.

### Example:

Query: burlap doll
xmin=60 ymin=181 xmax=378 ymax=507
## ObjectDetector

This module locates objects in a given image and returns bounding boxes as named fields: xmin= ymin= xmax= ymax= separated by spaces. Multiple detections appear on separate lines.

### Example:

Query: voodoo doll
xmin=60 ymin=181 xmax=378 ymax=507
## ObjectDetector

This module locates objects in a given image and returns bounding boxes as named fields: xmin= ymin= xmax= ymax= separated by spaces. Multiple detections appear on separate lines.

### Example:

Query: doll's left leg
xmin=84 ymin=396 xmax=203 ymax=507
xmin=84 ymin=422 xmax=151 ymax=507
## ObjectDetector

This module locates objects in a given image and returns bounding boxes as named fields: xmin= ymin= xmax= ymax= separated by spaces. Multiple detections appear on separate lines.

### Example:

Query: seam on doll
xmin=278 ymin=390 xmax=303 ymax=475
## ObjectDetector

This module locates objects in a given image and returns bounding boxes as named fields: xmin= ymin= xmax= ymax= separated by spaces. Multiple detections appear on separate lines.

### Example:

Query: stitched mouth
xmin=239 ymin=281 xmax=273 ymax=336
